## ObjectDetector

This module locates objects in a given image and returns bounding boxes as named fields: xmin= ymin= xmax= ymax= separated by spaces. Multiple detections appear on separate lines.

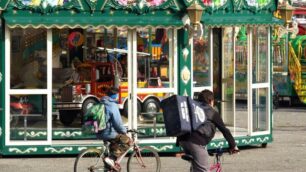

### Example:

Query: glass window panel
xmin=10 ymin=28 xmax=47 ymax=89
xmin=135 ymin=28 xmax=176 ymax=137
xmin=136 ymin=28 xmax=173 ymax=89
xmin=222 ymin=27 xmax=234 ymax=126
xmin=52 ymin=28 xmax=128 ymax=135
xmin=252 ymin=26 xmax=269 ymax=83
xmin=193 ymin=26 xmax=210 ymax=87
xmin=235 ymin=27 xmax=248 ymax=99
xmin=273 ymin=38 xmax=287 ymax=72
xmin=137 ymin=93 xmax=175 ymax=138
xmin=252 ymin=88 xmax=268 ymax=132
xmin=10 ymin=94 xmax=47 ymax=141
xmin=235 ymin=26 xmax=248 ymax=136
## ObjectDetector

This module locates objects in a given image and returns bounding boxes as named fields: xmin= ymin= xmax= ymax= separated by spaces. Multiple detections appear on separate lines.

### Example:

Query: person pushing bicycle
xmin=96 ymin=87 xmax=132 ymax=170
xmin=177 ymin=89 xmax=239 ymax=172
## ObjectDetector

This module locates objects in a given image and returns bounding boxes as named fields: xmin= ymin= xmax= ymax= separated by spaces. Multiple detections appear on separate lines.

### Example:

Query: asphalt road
xmin=0 ymin=107 xmax=306 ymax=172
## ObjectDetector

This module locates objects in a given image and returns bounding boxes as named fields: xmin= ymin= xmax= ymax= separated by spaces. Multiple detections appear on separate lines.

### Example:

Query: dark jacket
xmin=177 ymin=103 xmax=236 ymax=149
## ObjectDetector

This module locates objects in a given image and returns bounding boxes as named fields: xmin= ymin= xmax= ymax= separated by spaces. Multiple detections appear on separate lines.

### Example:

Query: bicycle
xmin=181 ymin=148 xmax=228 ymax=172
xmin=74 ymin=129 xmax=161 ymax=172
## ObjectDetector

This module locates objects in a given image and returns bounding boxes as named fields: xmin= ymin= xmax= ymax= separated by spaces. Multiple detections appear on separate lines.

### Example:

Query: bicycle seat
xmin=181 ymin=154 xmax=193 ymax=162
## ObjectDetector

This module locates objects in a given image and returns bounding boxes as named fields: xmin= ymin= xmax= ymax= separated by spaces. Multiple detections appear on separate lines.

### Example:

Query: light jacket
xmin=97 ymin=96 xmax=127 ymax=140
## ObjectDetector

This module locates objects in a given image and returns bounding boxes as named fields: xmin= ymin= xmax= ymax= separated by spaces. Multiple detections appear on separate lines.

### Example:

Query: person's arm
xmin=110 ymin=105 xmax=127 ymax=134
xmin=211 ymin=110 xmax=236 ymax=149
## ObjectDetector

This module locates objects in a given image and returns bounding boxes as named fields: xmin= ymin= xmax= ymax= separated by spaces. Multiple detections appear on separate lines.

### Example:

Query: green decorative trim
xmin=18 ymin=131 xmax=47 ymax=138
xmin=53 ymin=131 xmax=82 ymax=137
xmin=181 ymin=66 xmax=191 ymax=84
xmin=209 ymin=141 xmax=227 ymax=148
xmin=77 ymin=146 xmax=103 ymax=151
xmin=150 ymin=145 xmax=174 ymax=151
xmin=8 ymin=0 xmax=84 ymax=14
xmin=0 ymin=0 xmax=10 ymax=10
xmin=105 ymin=0 xmax=180 ymax=14
xmin=1 ymin=134 xmax=272 ymax=155
xmin=202 ymin=15 xmax=283 ymax=27
xmin=9 ymin=126 xmax=168 ymax=140
xmin=4 ymin=10 xmax=183 ymax=29
xmin=85 ymin=0 xmax=98 ymax=12
xmin=9 ymin=147 xmax=38 ymax=154
xmin=44 ymin=147 xmax=73 ymax=153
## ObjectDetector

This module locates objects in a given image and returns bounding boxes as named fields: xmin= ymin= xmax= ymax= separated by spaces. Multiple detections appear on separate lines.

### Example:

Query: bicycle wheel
xmin=127 ymin=146 xmax=161 ymax=172
xmin=74 ymin=148 xmax=106 ymax=172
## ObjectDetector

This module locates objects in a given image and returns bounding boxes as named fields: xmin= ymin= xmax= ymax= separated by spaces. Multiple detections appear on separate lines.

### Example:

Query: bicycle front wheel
xmin=127 ymin=146 xmax=161 ymax=172
xmin=74 ymin=148 xmax=105 ymax=172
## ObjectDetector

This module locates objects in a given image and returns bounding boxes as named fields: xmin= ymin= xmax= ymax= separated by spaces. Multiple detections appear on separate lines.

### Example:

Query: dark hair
xmin=198 ymin=89 xmax=214 ymax=104
xmin=107 ymin=87 xmax=119 ymax=96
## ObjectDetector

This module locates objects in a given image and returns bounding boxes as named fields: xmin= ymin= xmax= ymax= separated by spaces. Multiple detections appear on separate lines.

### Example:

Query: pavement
xmin=0 ymin=106 xmax=306 ymax=172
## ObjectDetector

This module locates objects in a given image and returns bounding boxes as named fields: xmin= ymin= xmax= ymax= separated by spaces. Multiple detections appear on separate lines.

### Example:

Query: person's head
xmin=198 ymin=89 xmax=214 ymax=106
xmin=107 ymin=87 xmax=119 ymax=100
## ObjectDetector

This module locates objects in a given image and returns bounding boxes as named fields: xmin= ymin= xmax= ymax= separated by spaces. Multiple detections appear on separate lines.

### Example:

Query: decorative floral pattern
xmin=117 ymin=0 xmax=166 ymax=6
xmin=21 ymin=0 xmax=70 ymax=7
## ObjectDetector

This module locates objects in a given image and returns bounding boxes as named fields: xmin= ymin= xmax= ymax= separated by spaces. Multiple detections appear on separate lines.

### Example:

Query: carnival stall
xmin=272 ymin=1 xmax=306 ymax=106
xmin=0 ymin=0 xmax=280 ymax=155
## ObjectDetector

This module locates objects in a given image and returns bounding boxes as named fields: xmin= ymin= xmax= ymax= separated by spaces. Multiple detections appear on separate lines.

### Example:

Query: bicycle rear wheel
xmin=74 ymin=148 xmax=106 ymax=172
xmin=127 ymin=146 xmax=161 ymax=172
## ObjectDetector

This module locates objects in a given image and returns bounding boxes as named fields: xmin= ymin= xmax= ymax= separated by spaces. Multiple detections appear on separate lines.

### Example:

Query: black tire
xmin=82 ymin=98 xmax=98 ymax=115
xmin=59 ymin=110 xmax=77 ymax=126
xmin=127 ymin=146 xmax=161 ymax=172
xmin=142 ymin=98 xmax=160 ymax=114
xmin=74 ymin=148 xmax=105 ymax=172
xmin=123 ymin=100 xmax=142 ymax=118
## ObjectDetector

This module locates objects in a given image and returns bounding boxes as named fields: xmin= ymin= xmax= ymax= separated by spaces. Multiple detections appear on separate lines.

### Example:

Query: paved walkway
xmin=0 ymin=107 xmax=306 ymax=172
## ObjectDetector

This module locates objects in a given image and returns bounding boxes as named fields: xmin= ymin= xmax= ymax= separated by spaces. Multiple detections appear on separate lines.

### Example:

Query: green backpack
xmin=83 ymin=103 xmax=107 ymax=133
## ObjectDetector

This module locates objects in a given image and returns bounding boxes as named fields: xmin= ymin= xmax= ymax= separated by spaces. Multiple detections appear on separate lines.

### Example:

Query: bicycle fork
xmin=134 ymin=148 xmax=146 ymax=168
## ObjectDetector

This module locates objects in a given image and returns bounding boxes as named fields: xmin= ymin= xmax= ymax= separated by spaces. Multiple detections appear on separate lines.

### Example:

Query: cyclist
xmin=177 ymin=89 xmax=239 ymax=172
xmin=97 ymin=87 xmax=131 ymax=170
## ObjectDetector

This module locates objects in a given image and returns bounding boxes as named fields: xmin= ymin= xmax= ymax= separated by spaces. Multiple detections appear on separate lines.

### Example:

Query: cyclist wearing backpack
xmin=97 ymin=87 xmax=131 ymax=169
xmin=177 ymin=89 xmax=239 ymax=172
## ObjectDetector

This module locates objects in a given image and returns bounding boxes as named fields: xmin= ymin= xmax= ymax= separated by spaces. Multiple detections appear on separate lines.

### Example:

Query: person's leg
xmin=109 ymin=134 xmax=131 ymax=159
xmin=180 ymin=141 xmax=209 ymax=172
xmin=109 ymin=137 xmax=122 ymax=159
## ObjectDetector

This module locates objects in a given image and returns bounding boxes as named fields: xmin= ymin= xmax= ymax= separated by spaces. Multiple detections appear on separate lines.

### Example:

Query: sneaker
xmin=104 ymin=157 xmax=115 ymax=168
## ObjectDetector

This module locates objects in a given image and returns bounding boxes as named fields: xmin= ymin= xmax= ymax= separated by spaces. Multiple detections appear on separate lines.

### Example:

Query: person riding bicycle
xmin=97 ymin=87 xmax=131 ymax=169
xmin=177 ymin=89 xmax=239 ymax=172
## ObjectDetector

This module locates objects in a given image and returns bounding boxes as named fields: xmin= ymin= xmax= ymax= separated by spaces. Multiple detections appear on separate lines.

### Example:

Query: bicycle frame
xmin=74 ymin=129 xmax=161 ymax=172
xmin=209 ymin=162 xmax=221 ymax=172
xmin=103 ymin=132 xmax=150 ymax=170
xmin=182 ymin=148 xmax=223 ymax=172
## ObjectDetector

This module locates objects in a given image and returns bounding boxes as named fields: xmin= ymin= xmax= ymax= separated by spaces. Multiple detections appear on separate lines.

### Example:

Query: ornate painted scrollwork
xmin=8 ymin=0 xmax=84 ymax=14
xmin=233 ymin=0 xmax=275 ymax=13
xmin=104 ymin=0 xmax=179 ymax=14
